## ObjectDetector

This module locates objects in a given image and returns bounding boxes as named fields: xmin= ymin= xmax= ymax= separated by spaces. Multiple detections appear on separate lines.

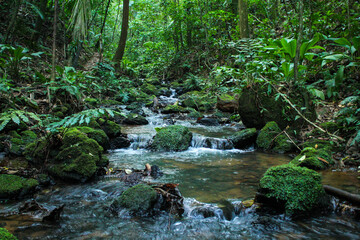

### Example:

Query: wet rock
xmin=111 ymin=184 xmax=158 ymax=215
xmin=216 ymin=94 xmax=239 ymax=113
xmin=109 ymin=136 xmax=131 ymax=149
xmin=18 ymin=200 xmax=64 ymax=222
xmin=256 ymin=164 xmax=327 ymax=215
xmin=150 ymin=165 xmax=163 ymax=179
xmin=162 ymin=104 xmax=190 ymax=114
xmin=229 ymin=128 xmax=257 ymax=149
xmin=191 ymin=206 xmax=217 ymax=218
xmin=0 ymin=227 xmax=17 ymax=240
xmin=196 ymin=118 xmax=219 ymax=126
xmin=76 ymin=126 xmax=110 ymax=150
xmin=123 ymin=113 xmax=149 ymax=125
xmin=8 ymin=130 xmax=37 ymax=156
xmin=0 ymin=174 xmax=39 ymax=199
xmin=291 ymin=147 xmax=334 ymax=170
xmin=149 ymin=125 xmax=192 ymax=151
xmin=256 ymin=121 xmax=293 ymax=153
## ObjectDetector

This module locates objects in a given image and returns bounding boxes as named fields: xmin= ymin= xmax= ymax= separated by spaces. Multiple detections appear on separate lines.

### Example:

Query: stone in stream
xmin=196 ymin=118 xmax=220 ymax=126
xmin=109 ymin=136 xmax=131 ymax=149
xmin=256 ymin=121 xmax=293 ymax=153
xmin=290 ymin=147 xmax=334 ymax=170
xmin=216 ymin=93 xmax=239 ymax=113
xmin=256 ymin=164 xmax=328 ymax=216
xmin=228 ymin=128 xmax=257 ymax=149
xmin=0 ymin=174 xmax=39 ymax=199
xmin=149 ymin=125 xmax=192 ymax=151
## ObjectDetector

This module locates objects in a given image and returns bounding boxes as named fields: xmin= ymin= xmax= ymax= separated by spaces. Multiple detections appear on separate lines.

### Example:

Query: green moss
xmin=100 ymin=99 xmax=122 ymax=105
xmin=259 ymin=164 xmax=325 ymax=214
xmin=162 ymin=105 xmax=190 ymax=114
xmin=0 ymin=174 xmax=39 ymax=199
xmin=291 ymin=147 xmax=333 ymax=170
xmin=256 ymin=121 xmax=281 ymax=149
xmin=141 ymin=83 xmax=159 ymax=95
xmin=0 ymin=227 xmax=17 ymax=240
xmin=24 ymin=136 xmax=57 ymax=163
xmin=62 ymin=128 xmax=91 ymax=147
xmin=76 ymin=126 xmax=109 ymax=149
xmin=84 ymin=98 xmax=98 ymax=107
xmin=150 ymin=125 xmax=192 ymax=151
xmin=8 ymin=131 xmax=21 ymax=139
xmin=180 ymin=91 xmax=216 ymax=111
xmin=97 ymin=119 xmax=122 ymax=138
xmin=113 ymin=184 xmax=157 ymax=214
xmin=273 ymin=135 xmax=293 ymax=153
xmin=187 ymin=109 xmax=203 ymax=119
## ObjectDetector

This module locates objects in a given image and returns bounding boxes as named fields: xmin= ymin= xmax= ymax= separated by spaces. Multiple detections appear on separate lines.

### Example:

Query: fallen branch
xmin=259 ymin=75 xmax=344 ymax=142
xmin=324 ymin=185 xmax=360 ymax=205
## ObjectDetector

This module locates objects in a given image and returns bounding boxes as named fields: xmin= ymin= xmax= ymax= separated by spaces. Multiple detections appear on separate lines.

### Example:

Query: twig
xmin=284 ymin=130 xmax=302 ymax=151
xmin=259 ymin=75 xmax=344 ymax=142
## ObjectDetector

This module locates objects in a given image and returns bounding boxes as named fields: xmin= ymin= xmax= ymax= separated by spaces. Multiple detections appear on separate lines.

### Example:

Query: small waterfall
xmin=159 ymin=88 xmax=179 ymax=106
xmin=128 ymin=134 xmax=153 ymax=149
xmin=191 ymin=135 xmax=234 ymax=150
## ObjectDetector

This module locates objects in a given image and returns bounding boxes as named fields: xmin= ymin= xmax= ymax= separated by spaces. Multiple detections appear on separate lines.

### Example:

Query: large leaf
xmin=323 ymin=54 xmax=344 ymax=61
xmin=353 ymin=37 xmax=360 ymax=51
xmin=281 ymin=38 xmax=297 ymax=59
xmin=300 ymin=34 xmax=320 ymax=59
xmin=334 ymin=65 xmax=345 ymax=87
xmin=334 ymin=38 xmax=351 ymax=48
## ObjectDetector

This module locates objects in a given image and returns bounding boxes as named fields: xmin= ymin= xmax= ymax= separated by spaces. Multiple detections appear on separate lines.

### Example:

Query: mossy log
xmin=324 ymin=185 xmax=360 ymax=205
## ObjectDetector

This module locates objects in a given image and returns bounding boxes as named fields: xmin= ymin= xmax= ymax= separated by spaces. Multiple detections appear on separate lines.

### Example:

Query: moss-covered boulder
xmin=111 ymin=184 xmax=158 ymax=215
xmin=141 ymin=83 xmax=159 ymax=96
xmin=291 ymin=147 xmax=334 ymax=170
xmin=187 ymin=109 xmax=203 ymax=119
xmin=97 ymin=119 xmax=122 ymax=138
xmin=84 ymin=98 xmax=99 ymax=107
xmin=0 ymin=227 xmax=17 ymax=240
xmin=0 ymin=174 xmax=39 ymax=199
xmin=256 ymin=121 xmax=293 ymax=153
xmin=229 ymin=128 xmax=257 ymax=149
xmin=48 ymin=128 xmax=107 ymax=182
xmin=76 ymin=126 xmax=109 ymax=149
xmin=180 ymin=91 xmax=216 ymax=112
xmin=9 ymin=130 xmax=37 ymax=156
xmin=162 ymin=104 xmax=190 ymax=114
xmin=238 ymin=84 xmax=316 ymax=129
xmin=216 ymin=94 xmax=239 ymax=113
xmin=257 ymin=164 xmax=326 ymax=215
xmin=52 ymin=105 xmax=70 ymax=118
xmin=149 ymin=125 xmax=192 ymax=151
xmin=123 ymin=113 xmax=149 ymax=125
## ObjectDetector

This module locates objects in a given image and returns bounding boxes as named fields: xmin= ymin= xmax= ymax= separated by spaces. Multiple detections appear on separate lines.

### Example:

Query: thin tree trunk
xmin=113 ymin=0 xmax=130 ymax=68
xmin=51 ymin=0 xmax=58 ymax=82
xmin=238 ymin=0 xmax=249 ymax=38
xmin=112 ymin=1 xmax=121 ymax=42
xmin=4 ymin=0 xmax=22 ymax=43
xmin=293 ymin=0 xmax=304 ymax=85
xmin=98 ymin=0 xmax=112 ymax=62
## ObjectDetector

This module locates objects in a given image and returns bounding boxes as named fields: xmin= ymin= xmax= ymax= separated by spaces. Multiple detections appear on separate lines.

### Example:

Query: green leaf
xmin=334 ymin=38 xmax=351 ymax=48
xmin=352 ymin=37 xmax=360 ymax=51
xmin=281 ymin=38 xmax=297 ymax=59
xmin=0 ymin=119 xmax=10 ymax=132
xmin=300 ymin=35 xmax=320 ymax=59
xmin=323 ymin=54 xmax=344 ymax=61
xmin=334 ymin=65 xmax=344 ymax=87
xmin=12 ymin=115 xmax=20 ymax=125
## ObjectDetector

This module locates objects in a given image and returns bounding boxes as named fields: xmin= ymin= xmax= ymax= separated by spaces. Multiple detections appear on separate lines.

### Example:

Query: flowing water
xmin=1 ymin=98 xmax=360 ymax=239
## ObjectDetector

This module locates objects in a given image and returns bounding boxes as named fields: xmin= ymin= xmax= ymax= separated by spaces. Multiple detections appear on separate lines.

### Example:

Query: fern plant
xmin=46 ymin=108 xmax=124 ymax=132
xmin=0 ymin=109 xmax=42 ymax=132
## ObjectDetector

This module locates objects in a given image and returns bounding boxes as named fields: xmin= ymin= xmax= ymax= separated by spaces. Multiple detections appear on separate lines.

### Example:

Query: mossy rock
xmin=187 ymin=109 xmax=203 ymax=119
xmin=100 ymin=99 xmax=122 ymax=106
xmin=141 ymin=83 xmax=159 ymax=96
xmin=238 ymin=84 xmax=316 ymax=129
xmin=229 ymin=128 xmax=257 ymax=149
xmin=216 ymin=94 xmax=239 ymax=113
xmin=123 ymin=113 xmax=149 ymax=125
xmin=257 ymin=164 xmax=326 ymax=215
xmin=24 ymin=136 xmax=59 ymax=165
xmin=97 ymin=119 xmax=122 ymax=138
xmin=309 ymin=122 xmax=340 ymax=137
xmin=112 ymin=184 xmax=158 ymax=215
xmin=9 ymin=130 xmax=37 ymax=156
xmin=76 ymin=126 xmax=109 ymax=149
xmin=162 ymin=105 xmax=190 ymax=114
xmin=180 ymin=91 xmax=216 ymax=112
xmin=256 ymin=122 xmax=293 ymax=153
xmin=0 ymin=227 xmax=17 ymax=240
xmin=49 ymin=128 xmax=107 ymax=182
xmin=84 ymin=98 xmax=99 ymax=107
xmin=0 ymin=174 xmax=39 ymax=199
xmin=291 ymin=147 xmax=334 ymax=170
xmin=149 ymin=125 xmax=192 ymax=152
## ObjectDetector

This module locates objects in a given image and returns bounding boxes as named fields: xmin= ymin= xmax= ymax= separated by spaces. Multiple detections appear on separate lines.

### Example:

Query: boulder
xmin=111 ymin=184 xmax=158 ymax=215
xmin=76 ymin=126 xmax=110 ymax=150
xmin=291 ymin=147 xmax=334 ymax=170
xmin=123 ymin=113 xmax=149 ymax=125
xmin=48 ymin=128 xmax=108 ymax=182
xmin=149 ymin=125 xmax=192 ymax=151
xmin=0 ymin=228 xmax=17 ymax=240
xmin=197 ymin=118 xmax=220 ymax=126
xmin=0 ymin=174 xmax=39 ymax=199
xmin=256 ymin=164 xmax=327 ymax=215
xmin=238 ymin=84 xmax=316 ymax=129
xmin=109 ymin=136 xmax=131 ymax=149
xmin=97 ymin=119 xmax=122 ymax=138
xmin=179 ymin=91 xmax=216 ymax=112
xmin=229 ymin=128 xmax=257 ymax=149
xmin=8 ymin=130 xmax=37 ymax=156
xmin=216 ymin=94 xmax=239 ymax=113
xmin=162 ymin=105 xmax=190 ymax=114
xmin=256 ymin=121 xmax=293 ymax=153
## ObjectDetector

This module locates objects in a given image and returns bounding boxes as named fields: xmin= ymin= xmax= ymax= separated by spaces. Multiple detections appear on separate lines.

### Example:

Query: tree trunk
xmin=4 ymin=0 xmax=22 ymax=43
xmin=324 ymin=185 xmax=360 ymax=205
xmin=293 ymin=0 xmax=304 ymax=85
xmin=51 ymin=0 xmax=58 ymax=82
xmin=238 ymin=0 xmax=249 ymax=38
xmin=97 ymin=0 xmax=112 ymax=52
xmin=113 ymin=0 xmax=130 ymax=69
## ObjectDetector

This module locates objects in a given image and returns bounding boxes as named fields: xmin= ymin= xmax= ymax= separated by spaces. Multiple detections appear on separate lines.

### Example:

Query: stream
xmin=1 ymin=93 xmax=360 ymax=239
